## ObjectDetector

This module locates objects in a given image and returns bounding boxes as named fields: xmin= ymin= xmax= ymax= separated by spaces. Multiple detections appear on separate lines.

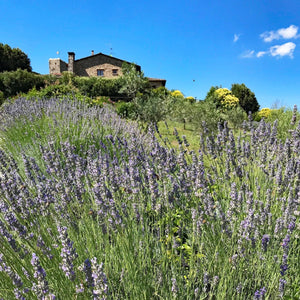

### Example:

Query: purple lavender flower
xmin=75 ymin=283 xmax=85 ymax=294
xmin=254 ymin=287 xmax=267 ymax=299
xmin=171 ymin=277 xmax=178 ymax=297
xmin=57 ymin=226 xmax=78 ymax=281
xmin=91 ymin=257 xmax=109 ymax=299
xmin=78 ymin=258 xmax=94 ymax=288
xmin=279 ymin=278 xmax=287 ymax=297
xmin=281 ymin=234 xmax=290 ymax=251
xmin=31 ymin=253 xmax=54 ymax=300
xmin=261 ymin=234 xmax=270 ymax=252
xmin=291 ymin=104 xmax=297 ymax=126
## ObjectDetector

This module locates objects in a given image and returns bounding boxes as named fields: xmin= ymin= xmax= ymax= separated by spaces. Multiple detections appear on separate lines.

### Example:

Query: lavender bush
xmin=0 ymin=97 xmax=299 ymax=299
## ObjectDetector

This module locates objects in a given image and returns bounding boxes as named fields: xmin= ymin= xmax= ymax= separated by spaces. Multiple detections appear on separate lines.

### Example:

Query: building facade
xmin=49 ymin=51 xmax=166 ymax=87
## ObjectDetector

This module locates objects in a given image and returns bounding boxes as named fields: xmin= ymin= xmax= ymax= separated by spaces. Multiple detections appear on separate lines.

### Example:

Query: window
xmin=97 ymin=69 xmax=104 ymax=76
xmin=112 ymin=69 xmax=118 ymax=76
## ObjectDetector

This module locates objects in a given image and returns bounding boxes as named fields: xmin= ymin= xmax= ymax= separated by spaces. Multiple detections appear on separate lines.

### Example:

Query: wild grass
xmin=0 ymin=97 xmax=299 ymax=299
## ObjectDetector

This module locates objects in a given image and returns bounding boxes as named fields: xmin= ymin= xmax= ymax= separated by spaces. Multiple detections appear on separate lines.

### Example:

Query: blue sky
xmin=1 ymin=0 xmax=300 ymax=108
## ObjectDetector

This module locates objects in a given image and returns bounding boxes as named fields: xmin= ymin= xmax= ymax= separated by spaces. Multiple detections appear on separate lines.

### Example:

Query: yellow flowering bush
xmin=185 ymin=96 xmax=196 ymax=104
xmin=171 ymin=90 xmax=184 ymax=98
xmin=258 ymin=108 xmax=271 ymax=119
xmin=215 ymin=88 xmax=239 ymax=109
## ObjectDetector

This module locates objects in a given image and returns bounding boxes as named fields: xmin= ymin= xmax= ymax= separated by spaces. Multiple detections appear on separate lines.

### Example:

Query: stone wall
xmin=49 ymin=52 xmax=142 ymax=80
xmin=84 ymin=63 xmax=123 ymax=78
xmin=49 ymin=58 xmax=68 ymax=75
xmin=74 ymin=54 xmax=125 ymax=77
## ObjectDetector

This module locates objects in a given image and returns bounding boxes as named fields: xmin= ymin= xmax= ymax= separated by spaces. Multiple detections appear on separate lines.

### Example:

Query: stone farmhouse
xmin=49 ymin=51 xmax=166 ymax=88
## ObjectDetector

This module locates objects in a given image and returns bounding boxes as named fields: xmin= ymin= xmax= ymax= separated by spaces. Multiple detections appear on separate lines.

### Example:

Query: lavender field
xmin=0 ymin=97 xmax=299 ymax=299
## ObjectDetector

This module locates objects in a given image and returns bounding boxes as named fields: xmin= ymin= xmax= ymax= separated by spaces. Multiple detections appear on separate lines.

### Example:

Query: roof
xmin=147 ymin=78 xmax=166 ymax=82
xmin=74 ymin=52 xmax=141 ymax=68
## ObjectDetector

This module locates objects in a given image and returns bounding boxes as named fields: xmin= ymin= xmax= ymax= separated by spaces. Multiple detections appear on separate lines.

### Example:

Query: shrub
xmin=257 ymin=108 xmax=271 ymax=121
xmin=221 ymin=105 xmax=247 ymax=129
xmin=185 ymin=96 xmax=196 ymax=104
xmin=215 ymin=88 xmax=239 ymax=109
xmin=88 ymin=96 xmax=113 ymax=107
xmin=115 ymin=101 xmax=137 ymax=119
xmin=171 ymin=90 xmax=184 ymax=98
xmin=0 ymin=69 xmax=45 ymax=100
xmin=73 ymin=76 xmax=126 ymax=100
xmin=0 ymin=91 xmax=4 ymax=105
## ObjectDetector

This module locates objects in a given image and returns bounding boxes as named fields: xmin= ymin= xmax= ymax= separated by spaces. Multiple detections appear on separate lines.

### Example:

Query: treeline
xmin=0 ymin=43 xmax=32 ymax=72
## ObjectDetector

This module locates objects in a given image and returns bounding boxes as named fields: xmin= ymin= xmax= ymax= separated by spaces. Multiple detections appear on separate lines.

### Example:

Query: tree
xmin=204 ymin=86 xmax=239 ymax=110
xmin=204 ymin=85 xmax=221 ymax=102
xmin=0 ymin=43 xmax=32 ymax=72
xmin=133 ymin=87 xmax=171 ymax=125
xmin=118 ymin=63 xmax=150 ymax=100
xmin=231 ymin=83 xmax=260 ymax=113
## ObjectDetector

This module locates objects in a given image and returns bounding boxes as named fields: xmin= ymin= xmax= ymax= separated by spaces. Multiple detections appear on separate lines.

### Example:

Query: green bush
xmin=221 ymin=105 xmax=247 ymax=129
xmin=0 ymin=69 xmax=45 ymax=100
xmin=116 ymin=101 xmax=137 ymax=119
xmin=73 ymin=76 xmax=125 ymax=100
xmin=22 ymin=84 xmax=92 ymax=105
xmin=0 ymin=90 xmax=4 ymax=105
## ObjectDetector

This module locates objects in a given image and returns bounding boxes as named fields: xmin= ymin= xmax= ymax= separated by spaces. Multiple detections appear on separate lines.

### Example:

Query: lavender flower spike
xmin=31 ymin=253 xmax=55 ymax=300
xmin=57 ymin=226 xmax=78 ymax=281
xmin=91 ymin=257 xmax=109 ymax=299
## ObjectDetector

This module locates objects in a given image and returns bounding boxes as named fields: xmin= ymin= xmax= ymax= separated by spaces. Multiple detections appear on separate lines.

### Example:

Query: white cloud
xmin=256 ymin=51 xmax=267 ymax=58
xmin=241 ymin=50 xmax=255 ymax=58
xmin=260 ymin=25 xmax=299 ymax=42
xmin=233 ymin=34 xmax=240 ymax=42
xmin=278 ymin=25 xmax=298 ymax=39
xmin=260 ymin=31 xmax=279 ymax=42
xmin=269 ymin=42 xmax=296 ymax=58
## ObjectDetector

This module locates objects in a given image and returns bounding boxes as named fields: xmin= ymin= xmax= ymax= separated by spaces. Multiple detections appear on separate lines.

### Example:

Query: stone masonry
xmin=49 ymin=51 xmax=166 ymax=87
xmin=49 ymin=51 xmax=140 ymax=78
xmin=48 ymin=58 xmax=68 ymax=75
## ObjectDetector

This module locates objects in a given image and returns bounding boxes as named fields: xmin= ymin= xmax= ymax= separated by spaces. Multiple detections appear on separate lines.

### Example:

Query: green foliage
xmin=0 ymin=69 xmax=44 ymax=100
xmin=119 ymin=63 xmax=150 ymax=99
xmin=88 ymin=96 xmax=113 ymax=107
xmin=115 ymin=101 xmax=138 ymax=119
xmin=265 ymin=107 xmax=299 ymax=140
xmin=231 ymin=83 xmax=260 ymax=113
xmin=23 ymin=83 xmax=74 ymax=99
xmin=59 ymin=71 xmax=76 ymax=86
xmin=73 ymin=76 xmax=125 ymax=100
xmin=255 ymin=108 xmax=272 ymax=121
xmin=204 ymin=85 xmax=221 ymax=102
xmin=0 ymin=43 xmax=32 ymax=72
xmin=192 ymin=100 xmax=222 ymax=132
xmin=0 ymin=91 xmax=4 ymax=106
xmin=220 ymin=105 xmax=247 ymax=129
xmin=134 ymin=88 xmax=170 ymax=124
xmin=185 ymin=96 xmax=196 ymax=104
xmin=168 ymin=95 xmax=195 ymax=128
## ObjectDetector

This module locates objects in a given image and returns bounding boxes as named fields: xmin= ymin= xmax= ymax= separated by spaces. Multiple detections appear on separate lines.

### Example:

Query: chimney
xmin=68 ymin=52 xmax=75 ymax=73
xmin=91 ymin=50 xmax=94 ymax=56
